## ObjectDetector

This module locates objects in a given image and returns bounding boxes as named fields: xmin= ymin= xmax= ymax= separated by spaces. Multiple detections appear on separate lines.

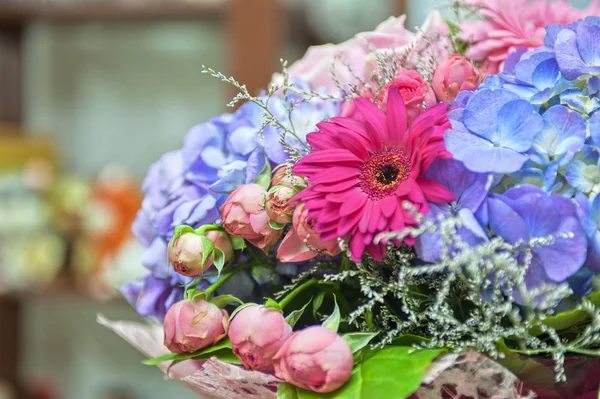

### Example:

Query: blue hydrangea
xmin=552 ymin=17 xmax=600 ymax=80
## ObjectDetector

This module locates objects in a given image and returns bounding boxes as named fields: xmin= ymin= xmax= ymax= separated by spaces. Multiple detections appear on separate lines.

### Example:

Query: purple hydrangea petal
xmin=494 ymin=99 xmax=542 ymax=152
xmin=132 ymin=210 xmax=156 ymax=247
xmin=577 ymin=21 xmax=600 ymax=67
xmin=142 ymin=237 xmax=169 ymax=276
xmin=590 ymin=112 xmax=600 ymax=147
xmin=556 ymin=28 xmax=592 ymax=80
xmin=463 ymin=89 xmax=520 ymax=138
xmin=504 ymin=47 xmax=529 ymax=74
xmin=487 ymin=196 xmax=529 ymax=243
xmin=245 ymin=147 xmax=268 ymax=184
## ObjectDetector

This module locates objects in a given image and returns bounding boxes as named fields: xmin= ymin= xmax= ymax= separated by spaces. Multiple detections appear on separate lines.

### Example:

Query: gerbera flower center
xmin=359 ymin=149 xmax=410 ymax=201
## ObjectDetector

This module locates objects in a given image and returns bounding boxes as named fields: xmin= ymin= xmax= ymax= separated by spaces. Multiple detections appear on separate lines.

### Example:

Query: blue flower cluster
xmin=418 ymin=17 xmax=600 ymax=300
xmin=122 ymin=82 xmax=341 ymax=321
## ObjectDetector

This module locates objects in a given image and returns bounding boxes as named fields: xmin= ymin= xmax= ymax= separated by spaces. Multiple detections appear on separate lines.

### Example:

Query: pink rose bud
xmin=277 ymin=202 xmax=342 ymax=263
xmin=228 ymin=305 xmax=293 ymax=372
xmin=271 ymin=166 xmax=307 ymax=189
xmin=206 ymin=230 xmax=235 ymax=263
xmin=164 ymin=299 xmax=229 ymax=354
xmin=432 ymin=54 xmax=482 ymax=104
xmin=376 ymin=69 xmax=436 ymax=121
xmin=265 ymin=186 xmax=297 ymax=225
xmin=273 ymin=326 xmax=353 ymax=393
xmin=168 ymin=232 xmax=214 ymax=277
xmin=220 ymin=184 xmax=283 ymax=251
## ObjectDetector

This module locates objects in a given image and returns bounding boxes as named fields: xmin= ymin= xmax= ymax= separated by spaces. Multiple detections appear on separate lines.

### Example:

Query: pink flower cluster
xmin=163 ymin=301 xmax=353 ymax=393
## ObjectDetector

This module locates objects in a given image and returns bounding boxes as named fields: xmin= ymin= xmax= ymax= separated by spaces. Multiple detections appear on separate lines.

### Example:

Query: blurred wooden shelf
xmin=0 ymin=288 xmax=126 ymax=304
xmin=0 ymin=1 xmax=223 ymax=25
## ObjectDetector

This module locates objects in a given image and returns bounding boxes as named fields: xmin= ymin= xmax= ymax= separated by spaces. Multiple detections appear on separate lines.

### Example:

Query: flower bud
xmin=163 ymin=299 xmax=229 ymax=354
xmin=265 ymin=186 xmax=297 ymax=225
xmin=228 ymin=305 xmax=293 ymax=372
xmin=206 ymin=230 xmax=234 ymax=263
xmin=271 ymin=166 xmax=307 ymax=189
xmin=277 ymin=202 xmax=342 ymax=263
xmin=432 ymin=54 xmax=482 ymax=104
xmin=168 ymin=232 xmax=214 ymax=277
xmin=219 ymin=184 xmax=283 ymax=251
xmin=273 ymin=326 xmax=353 ymax=393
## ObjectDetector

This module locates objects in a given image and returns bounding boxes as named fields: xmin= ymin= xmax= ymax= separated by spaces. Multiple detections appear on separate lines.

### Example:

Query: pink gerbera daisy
xmin=293 ymin=87 xmax=455 ymax=262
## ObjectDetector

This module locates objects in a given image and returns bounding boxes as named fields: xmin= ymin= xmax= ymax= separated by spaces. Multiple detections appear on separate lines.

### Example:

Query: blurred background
xmin=0 ymin=0 xmax=594 ymax=398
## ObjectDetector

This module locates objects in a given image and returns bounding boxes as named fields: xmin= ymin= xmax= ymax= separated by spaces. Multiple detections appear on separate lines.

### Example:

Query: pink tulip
xmin=228 ymin=305 xmax=293 ymax=372
xmin=168 ymin=230 xmax=233 ymax=277
xmin=277 ymin=202 xmax=342 ymax=263
xmin=164 ymin=299 xmax=229 ymax=354
xmin=220 ymin=184 xmax=283 ymax=251
xmin=432 ymin=55 xmax=482 ymax=104
xmin=273 ymin=326 xmax=353 ymax=393
xmin=265 ymin=186 xmax=297 ymax=225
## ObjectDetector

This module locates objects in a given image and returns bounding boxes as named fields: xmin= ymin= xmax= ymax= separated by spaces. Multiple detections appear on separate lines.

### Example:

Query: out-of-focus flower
xmin=445 ymin=88 xmax=544 ymax=174
xmin=220 ymin=184 xmax=283 ymax=251
xmin=576 ymin=193 xmax=600 ymax=273
xmin=273 ymin=326 xmax=353 ymax=393
xmin=484 ymin=185 xmax=587 ymax=294
xmin=375 ymin=70 xmax=436 ymax=121
xmin=277 ymin=202 xmax=342 ymax=263
xmin=228 ymin=305 xmax=292 ymax=372
xmin=283 ymin=12 xmax=450 ymax=95
xmin=415 ymin=159 xmax=490 ymax=263
xmin=164 ymin=299 xmax=229 ymax=354
xmin=294 ymin=87 xmax=455 ymax=261
xmin=432 ymin=55 xmax=482 ymax=104
xmin=460 ymin=0 xmax=597 ymax=74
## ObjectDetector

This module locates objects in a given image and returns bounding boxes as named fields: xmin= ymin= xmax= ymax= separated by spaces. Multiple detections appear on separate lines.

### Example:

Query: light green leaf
xmin=285 ymin=298 xmax=312 ymax=328
xmin=200 ymin=235 xmax=215 ymax=266
xmin=532 ymin=291 xmax=600 ymax=334
xmin=322 ymin=295 xmax=340 ymax=332
xmin=230 ymin=302 xmax=257 ymax=319
xmin=230 ymin=235 xmax=246 ymax=250
xmin=277 ymin=383 xmax=299 ymax=399
xmin=445 ymin=18 xmax=461 ymax=36
xmin=143 ymin=352 xmax=188 ymax=366
xmin=254 ymin=157 xmax=272 ymax=191
xmin=365 ymin=310 xmax=373 ymax=330
xmin=213 ymin=248 xmax=225 ymax=276
xmin=172 ymin=225 xmax=195 ymax=245
xmin=185 ymin=288 xmax=206 ymax=301
xmin=264 ymin=298 xmax=283 ymax=312
xmin=343 ymin=332 xmax=379 ymax=354
xmin=391 ymin=334 xmax=430 ymax=346
xmin=269 ymin=220 xmax=287 ymax=230
xmin=210 ymin=294 xmax=243 ymax=309
xmin=312 ymin=291 xmax=325 ymax=318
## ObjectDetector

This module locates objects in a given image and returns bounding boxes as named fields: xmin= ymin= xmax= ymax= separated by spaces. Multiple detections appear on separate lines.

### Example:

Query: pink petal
xmin=353 ymin=98 xmax=387 ymax=138
xmin=340 ymin=193 xmax=368 ymax=216
xmin=366 ymin=243 xmax=385 ymax=261
xmin=358 ymin=202 xmax=374 ymax=233
xmin=368 ymin=203 xmax=382 ymax=233
xmin=418 ymin=178 xmax=456 ymax=204
xmin=380 ymin=196 xmax=398 ymax=218
xmin=309 ymin=167 xmax=360 ymax=184
xmin=408 ymin=181 xmax=425 ymax=204
xmin=386 ymin=86 xmax=408 ymax=147
xmin=307 ymin=131 xmax=339 ymax=150
xmin=326 ymin=186 xmax=364 ymax=203
xmin=350 ymin=235 xmax=367 ymax=261
xmin=314 ymin=178 xmax=359 ymax=193
xmin=276 ymin=230 xmax=317 ymax=263
xmin=337 ymin=209 xmax=363 ymax=237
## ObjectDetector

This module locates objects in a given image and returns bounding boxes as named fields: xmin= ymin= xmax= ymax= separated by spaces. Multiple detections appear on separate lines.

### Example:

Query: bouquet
xmin=108 ymin=1 xmax=600 ymax=397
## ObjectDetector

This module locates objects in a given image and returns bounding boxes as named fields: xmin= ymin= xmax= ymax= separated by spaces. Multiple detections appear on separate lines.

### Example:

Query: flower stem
xmin=278 ymin=278 xmax=318 ymax=310
xmin=205 ymin=263 xmax=254 ymax=298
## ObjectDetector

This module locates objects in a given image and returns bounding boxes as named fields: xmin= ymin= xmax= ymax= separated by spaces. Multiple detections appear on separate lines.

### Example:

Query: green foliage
xmin=254 ymin=158 xmax=272 ymax=191
xmin=322 ymin=296 xmax=341 ymax=332
xmin=286 ymin=298 xmax=312 ymax=328
xmin=276 ymin=346 xmax=445 ymax=399
xmin=342 ymin=332 xmax=378 ymax=354
xmin=209 ymin=294 xmax=243 ymax=309
xmin=265 ymin=298 xmax=283 ymax=312
xmin=143 ymin=338 xmax=241 ymax=366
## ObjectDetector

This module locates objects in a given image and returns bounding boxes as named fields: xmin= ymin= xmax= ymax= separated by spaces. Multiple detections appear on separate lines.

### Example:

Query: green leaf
xmin=343 ymin=332 xmax=379 ymax=354
xmin=185 ymin=288 xmax=206 ymax=301
xmin=276 ymin=346 xmax=445 ymax=399
xmin=191 ymin=338 xmax=241 ymax=364
xmin=254 ymin=157 xmax=272 ymax=191
xmin=199 ymin=235 xmax=216 ymax=266
xmin=210 ymin=294 xmax=243 ymax=308
xmin=277 ymin=383 xmax=299 ymax=399
xmin=265 ymin=298 xmax=283 ymax=312
xmin=285 ymin=298 xmax=312 ymax=328
xmin=313 ymin=291 xmax=325 ymax=318
xmin=365 ymin=310 xmax=374 ymax=330
xmin=391 ymin=334 xmax=430 ymax=346
xmin=230 ymin=235 xmax=246 ymax=250
xmin=269 ymin=220 xmax=287 ymax=230
xmin=213 ymin=248 xmax=225 ymax=275
xmin=445 ymin=18 xmax=461 ymax=36
xmin=495 ymin=340 xmax=555 ymax=388
xmin=322 ymin=295 xmax=340 ymax=332
xmin=143 ymin=352 xmax=188 ymax=366
xmin=532 ymin=291 xmax=600 ymax=334
xmin=172 ymin=225 xmax=195 ymax=245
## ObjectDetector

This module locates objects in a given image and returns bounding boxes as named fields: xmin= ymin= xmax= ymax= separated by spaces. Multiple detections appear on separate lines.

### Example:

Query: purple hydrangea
xmin=552 ymin=17 xmax=600 ymax=80
xmin=483 ymin=185 xmax=587 ymax=291
xmin=415 ymin=159 xmax=491 ymax=263
xmin=126 ymin=81 xmax=341 ymax=320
